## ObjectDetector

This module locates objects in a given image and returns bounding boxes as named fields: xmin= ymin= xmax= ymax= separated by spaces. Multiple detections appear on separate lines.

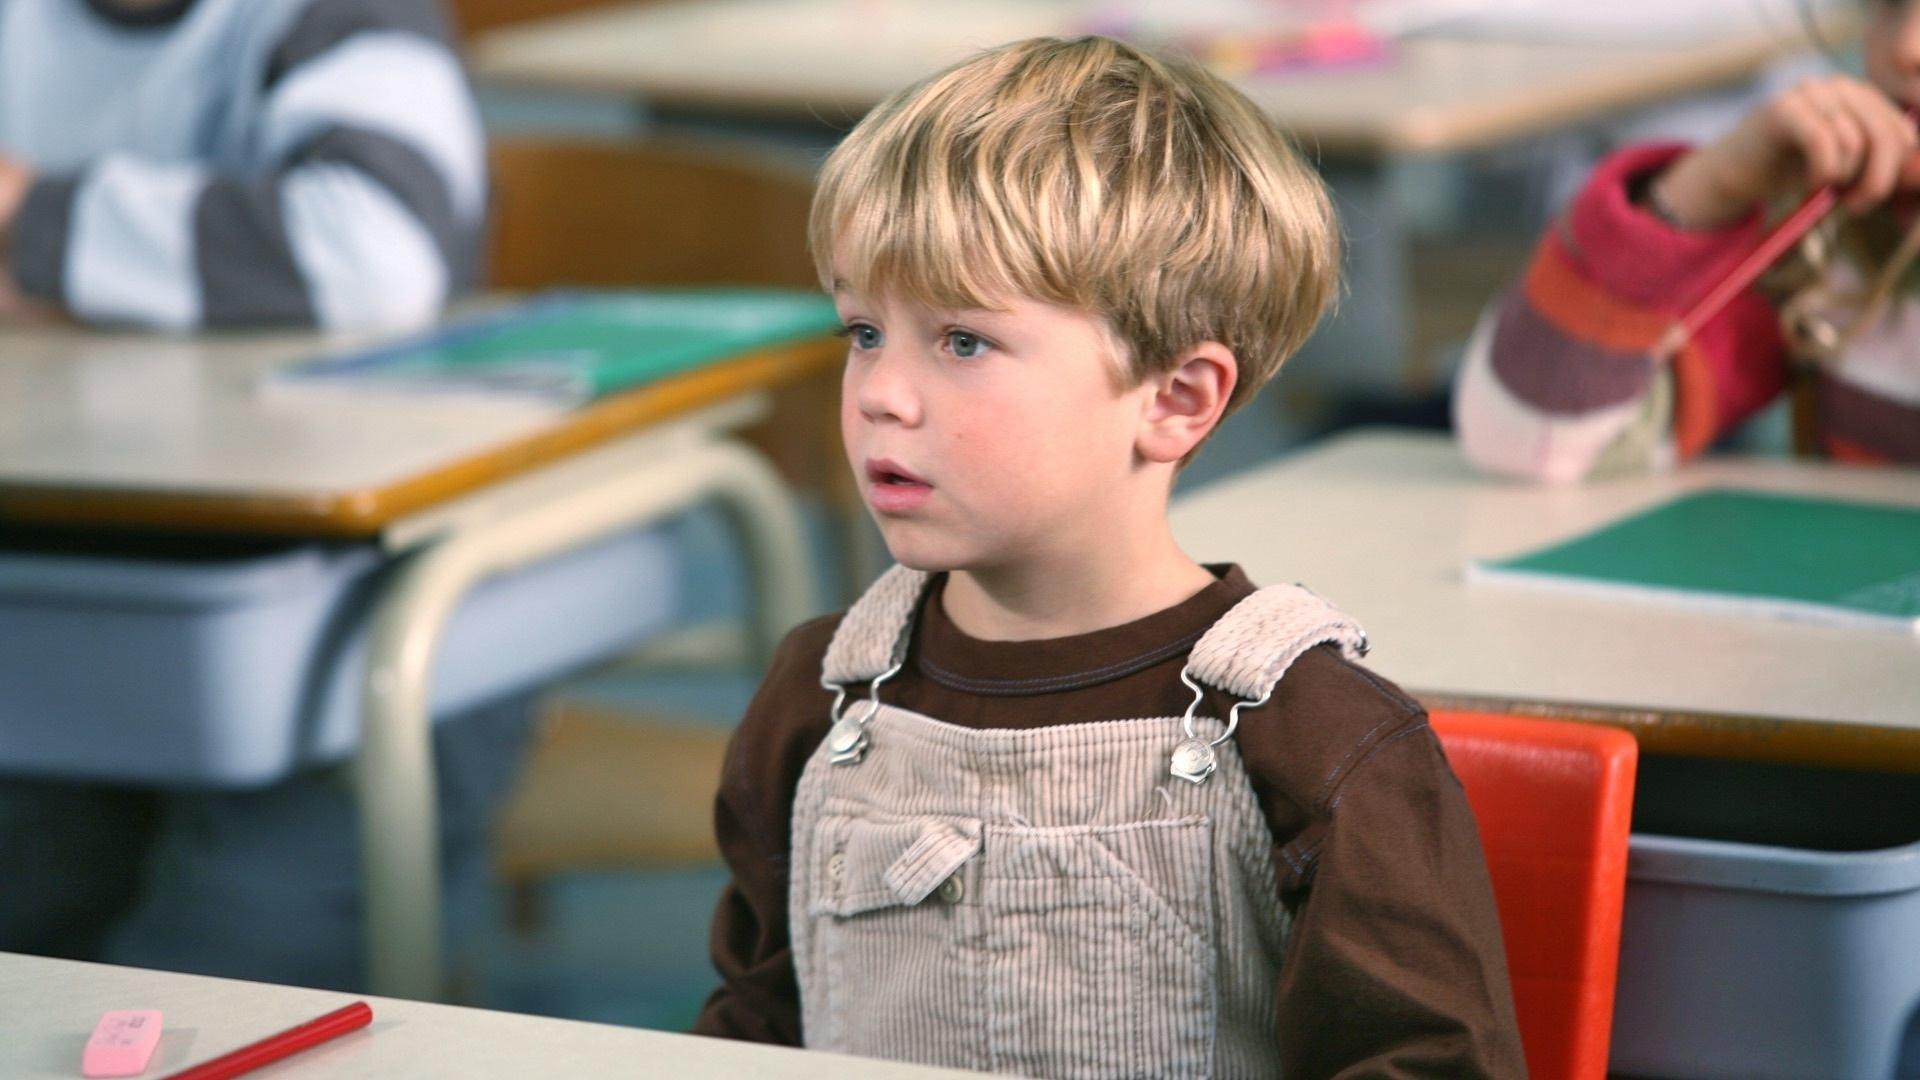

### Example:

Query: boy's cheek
xmin=839 ymin=397 xmax=866 ymax=459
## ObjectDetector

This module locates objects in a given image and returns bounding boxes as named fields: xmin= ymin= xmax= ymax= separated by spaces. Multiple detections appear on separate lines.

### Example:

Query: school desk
xmin=0 ymin=316 xmax=840 ymax=1001
xmin=1169 ymin=429 xmax=1920 ymax=771
xmin=0 ymin=951 xmax=989 ymax=1078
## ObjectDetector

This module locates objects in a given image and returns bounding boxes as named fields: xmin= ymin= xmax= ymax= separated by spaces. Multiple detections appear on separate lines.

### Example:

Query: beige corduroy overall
xmin=791 ymin=566 xmax=1368 ymax=1079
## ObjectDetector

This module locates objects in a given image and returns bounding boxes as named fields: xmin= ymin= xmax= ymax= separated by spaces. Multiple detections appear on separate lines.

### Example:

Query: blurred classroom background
xmin=440 ymin=0 xmax=1845 ymax=1031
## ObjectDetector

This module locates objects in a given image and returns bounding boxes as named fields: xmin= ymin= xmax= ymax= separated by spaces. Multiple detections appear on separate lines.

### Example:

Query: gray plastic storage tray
xmin=1612 ymin=755 xmax=1920 ymax=1079
xmin=0 ymin=524 xmax=680 ymax=787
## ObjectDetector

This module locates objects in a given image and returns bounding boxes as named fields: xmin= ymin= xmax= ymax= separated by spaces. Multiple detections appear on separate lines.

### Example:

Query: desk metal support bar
xmin=355 ymin=436 xmax=814 ymax=1000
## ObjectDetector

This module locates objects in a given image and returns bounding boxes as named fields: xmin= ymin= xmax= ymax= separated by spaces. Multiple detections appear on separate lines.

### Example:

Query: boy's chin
xmin=876 ymin=529 xmax=974 ymax=575
xmin=882 ymin=546 xmax=964 ymax=575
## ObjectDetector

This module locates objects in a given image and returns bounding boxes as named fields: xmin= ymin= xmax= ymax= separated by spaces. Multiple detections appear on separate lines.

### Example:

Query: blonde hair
xmin=810 ymin=35 xmax=1340 ymax=417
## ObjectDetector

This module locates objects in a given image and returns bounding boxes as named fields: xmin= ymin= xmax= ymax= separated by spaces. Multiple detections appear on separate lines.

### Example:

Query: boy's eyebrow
xmin=937 ymin=304 xmax=1017 ymax=322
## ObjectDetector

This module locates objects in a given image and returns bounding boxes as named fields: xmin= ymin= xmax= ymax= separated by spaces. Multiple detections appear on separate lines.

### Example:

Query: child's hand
xmin=1650 ymin=75 xmax=1920 ymax=228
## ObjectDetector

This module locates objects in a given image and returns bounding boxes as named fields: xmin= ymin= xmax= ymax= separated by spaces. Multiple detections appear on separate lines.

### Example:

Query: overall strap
xmin=1169 ymin=584 xmax=1368 ymax=784
xmin=816 ymin=565 xmax=932 ymax=766
xmin=821 ymin=564 xmax=932 ymax=688
xmin=1187 ymin=583 xmax=1368 ymax=703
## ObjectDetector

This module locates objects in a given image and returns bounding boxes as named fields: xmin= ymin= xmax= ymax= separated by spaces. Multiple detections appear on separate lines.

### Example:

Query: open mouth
xmin=863 ymin=458 xmax=934 ymax=513
xmin=865 ymin=459 xmax=930 ymax=488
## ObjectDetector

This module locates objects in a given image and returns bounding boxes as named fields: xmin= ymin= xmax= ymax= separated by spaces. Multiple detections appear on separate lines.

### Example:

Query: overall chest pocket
xmin=981 ymin=817 xmax=1219 ymax=1080
xmin=804 ymin=813 xmax=984 ymax=1062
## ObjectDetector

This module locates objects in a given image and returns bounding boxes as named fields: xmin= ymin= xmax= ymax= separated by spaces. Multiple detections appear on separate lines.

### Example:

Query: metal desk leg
xmin=356 ymin=437 xmax=813 ymax=1000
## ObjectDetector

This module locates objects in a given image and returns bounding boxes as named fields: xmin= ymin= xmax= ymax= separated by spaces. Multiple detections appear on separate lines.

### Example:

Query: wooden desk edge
xmin=1419 ymin=691 xmax=1920 ymax=773
xmin=0 ymin=335 xmax=845 ymax=539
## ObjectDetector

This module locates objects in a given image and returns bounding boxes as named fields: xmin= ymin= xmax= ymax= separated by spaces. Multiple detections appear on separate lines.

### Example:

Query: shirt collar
xmin=911 ymin=564 xmax=1255 ymax=696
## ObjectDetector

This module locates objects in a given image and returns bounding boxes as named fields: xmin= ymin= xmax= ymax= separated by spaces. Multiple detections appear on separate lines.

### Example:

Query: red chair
xmin=1430 ymin=711 xmax=1638 ymax=1080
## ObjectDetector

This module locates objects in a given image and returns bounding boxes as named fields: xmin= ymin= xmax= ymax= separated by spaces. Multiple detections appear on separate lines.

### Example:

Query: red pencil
xmin=161 ymin=1002 xmax=372 ymax=1080
xmin=1659 ymin=106 xmax=1920 ymax=359
xmin=1667 ymin=185 xmax=1837 ymax=352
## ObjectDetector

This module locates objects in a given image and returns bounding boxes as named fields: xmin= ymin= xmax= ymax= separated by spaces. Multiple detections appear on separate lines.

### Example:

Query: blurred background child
xmin=1456 ymin=0 xmax=1920 ymax=480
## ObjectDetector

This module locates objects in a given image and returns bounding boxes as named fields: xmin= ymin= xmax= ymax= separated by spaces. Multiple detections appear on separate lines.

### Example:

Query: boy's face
xmin=834 ymin=280 xmax=1159 ymax=574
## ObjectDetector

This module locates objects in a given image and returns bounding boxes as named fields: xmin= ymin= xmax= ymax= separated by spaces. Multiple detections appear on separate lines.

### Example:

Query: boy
xmin=695 ymin=36 xmax=1525 ymax=1077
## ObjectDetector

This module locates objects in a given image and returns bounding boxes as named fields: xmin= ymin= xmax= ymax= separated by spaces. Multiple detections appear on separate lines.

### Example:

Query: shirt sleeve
xmin=1453 ymin=142 xmax=1790 ymax=483
xmin=691 ymin=615 xmax=842 ymax=1044
xmin=7 ymin=0 xmax=484 ymax=331
xmin=1271 ymin=714 xmax=1529 ymax=1078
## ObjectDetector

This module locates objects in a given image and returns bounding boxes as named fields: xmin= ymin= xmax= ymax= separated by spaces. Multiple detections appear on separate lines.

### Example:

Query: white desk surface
xmin=0 ymin=318 xmax=839 ymax=537
xmin=1170 ymin=431 xmax=1920 ymax=762
xmin=0 ymin=321 xmax=558 ymax=501
xmin=469 ymin=0 xmax=1843 ymax=157
xmin=0 ymin=952 xmax=984 ymax=1079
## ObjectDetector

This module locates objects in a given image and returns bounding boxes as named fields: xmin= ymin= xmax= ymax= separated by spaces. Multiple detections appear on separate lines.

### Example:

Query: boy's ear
xmin=1137 ymin=342 xmax=1238 ymax=464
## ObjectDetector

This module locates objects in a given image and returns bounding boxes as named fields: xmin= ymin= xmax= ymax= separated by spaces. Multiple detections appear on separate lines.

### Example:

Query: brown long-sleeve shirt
xmin=693 ymin=565 xmax=1527 ymax=1077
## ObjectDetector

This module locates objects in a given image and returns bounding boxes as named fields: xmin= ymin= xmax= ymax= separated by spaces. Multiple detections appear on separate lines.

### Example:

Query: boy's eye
xmin=840 ymin=323 xmax=882 ymax=350
xmin=946 ymin=330 xmax=988 ymax=359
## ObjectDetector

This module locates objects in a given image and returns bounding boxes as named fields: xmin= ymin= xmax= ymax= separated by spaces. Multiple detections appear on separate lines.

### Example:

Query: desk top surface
xmin=0 ymin=316 xmax=838 ymax=537
xmin=0 ymin=952 xmax=983 ymax=1079
xmin=1169 ymin=431 xmax=1920 ymax=764
xmin=470 ymin=0 xmax=1843 ymax=156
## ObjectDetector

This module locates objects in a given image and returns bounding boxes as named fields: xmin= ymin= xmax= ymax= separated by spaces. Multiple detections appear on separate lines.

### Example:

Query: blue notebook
xmin=264 ymin=289 xmax=841 ymax=406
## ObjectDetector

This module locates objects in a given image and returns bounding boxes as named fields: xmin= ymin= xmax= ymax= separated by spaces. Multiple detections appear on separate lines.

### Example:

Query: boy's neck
xmin=940 ymin=520 xmax=1216 ymax=642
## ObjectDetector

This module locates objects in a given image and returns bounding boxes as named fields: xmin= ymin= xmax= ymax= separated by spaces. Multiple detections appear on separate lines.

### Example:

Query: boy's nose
xmin=852 ymin=352 xmax=922 ymax=426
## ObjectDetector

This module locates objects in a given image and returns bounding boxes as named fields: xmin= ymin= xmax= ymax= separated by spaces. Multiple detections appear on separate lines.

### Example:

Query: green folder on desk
xmin=265 ymin=289 xmax=841 ymax=406
xmin=1468 ymin=488 xmax=1920 ymax=634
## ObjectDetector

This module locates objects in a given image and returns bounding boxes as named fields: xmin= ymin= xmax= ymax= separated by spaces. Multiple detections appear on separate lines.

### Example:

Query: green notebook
xmin=266 ymin=289 xmax=841 ymax=405
xmin=1468 ymin=488 xmax=1920 ymax=634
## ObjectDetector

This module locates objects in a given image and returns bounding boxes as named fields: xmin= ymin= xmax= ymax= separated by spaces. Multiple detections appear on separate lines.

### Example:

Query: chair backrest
xmin=1429 ymin=710 xmax=1638 ymax=1080
xmin=485 ymin=136 xmax=819 ymax=291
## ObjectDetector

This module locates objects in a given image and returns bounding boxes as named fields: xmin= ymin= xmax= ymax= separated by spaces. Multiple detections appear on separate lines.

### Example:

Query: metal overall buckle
xmin=1168 ymin=624 xmax=1368 ymax=784
xmin=1169 ymin=667 xmax=1272 ymax=785
xmin=822 ymin=656 xmax=905 ymax=766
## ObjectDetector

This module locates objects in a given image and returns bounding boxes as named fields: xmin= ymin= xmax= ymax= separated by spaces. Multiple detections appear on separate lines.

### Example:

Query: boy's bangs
xmin=818 ymin=181 xmax=1064 ymax=315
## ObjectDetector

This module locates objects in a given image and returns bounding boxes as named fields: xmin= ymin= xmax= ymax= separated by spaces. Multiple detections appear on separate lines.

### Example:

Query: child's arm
xmin=1453 ymin=143 xmax=1788 ymax=483
xmin=696 ymin=812 xmax=804 ymax=1043
xmin=692 ymin=615 xmax=843 ymax=1044
xmin=1240 ymin=653 xmax=1526 ymax=1077
xmin=1655 ymin=74 xmax=1918 ymax=227
xmin=4 ymin=0 xmax=483 ymax=332
xmin=1271 ymin=714 xmax=1525 ymax=1076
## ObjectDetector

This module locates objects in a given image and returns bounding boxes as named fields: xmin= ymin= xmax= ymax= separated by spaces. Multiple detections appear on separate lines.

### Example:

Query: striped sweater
xmin=1454 ymin=143 xmax=1920 ymax=482
xmin=0 ymin=0 xmax=485 ymax=331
